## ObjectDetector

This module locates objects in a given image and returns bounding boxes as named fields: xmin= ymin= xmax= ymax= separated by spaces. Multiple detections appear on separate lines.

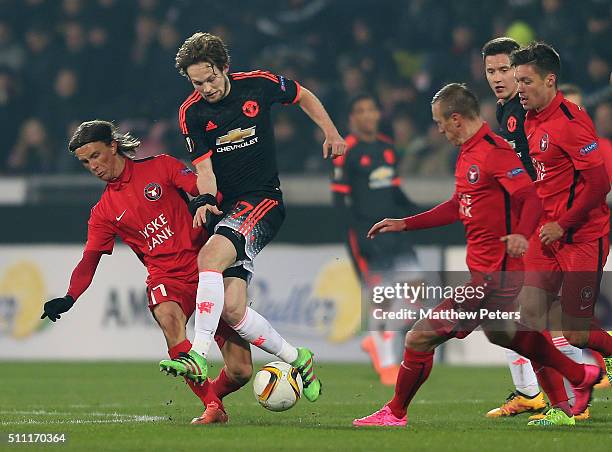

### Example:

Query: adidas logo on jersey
xmin=206 ymin=121 xmax=218 ymax=131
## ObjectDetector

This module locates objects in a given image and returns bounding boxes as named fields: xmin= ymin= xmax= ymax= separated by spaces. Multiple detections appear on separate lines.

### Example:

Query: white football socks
xmin=192 ymin=271 xmax=225 ymax=357
xmin=505 ymin=349 xmax=540 ymax=397
xmin=232 ymin=307 xmax=298 ymax=364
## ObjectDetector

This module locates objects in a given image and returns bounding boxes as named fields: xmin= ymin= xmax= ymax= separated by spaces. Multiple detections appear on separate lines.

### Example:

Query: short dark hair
xmin=510 ymin=41 xmax=561 ymax=81
xmin=69 ymin=120 xmax=140 ymax=158
xmin=481 ymin=37 xmax=520 ymax=58
xmin=175 ymin=32 xmax=230 ymax=78
xmin=431 ymin=83 xmax=480 ymax=119
xmin=348 ymin=93 xmax=380 ymax=114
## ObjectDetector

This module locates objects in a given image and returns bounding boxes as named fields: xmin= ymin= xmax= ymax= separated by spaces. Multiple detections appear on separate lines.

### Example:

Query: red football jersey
xmin=84 ymin=154 xmax=204 ymax=283
xmin=600 ymin=136 xmax=612 ymax=183
xmin=524 ymin=92 xmax=610 ymax=242
xmin=455 ymin=123 xmax=534 ymax=272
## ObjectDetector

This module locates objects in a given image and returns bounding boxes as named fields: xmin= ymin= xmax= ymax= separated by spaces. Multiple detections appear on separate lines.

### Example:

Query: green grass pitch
xmin=1 ymin=362 xmax=610 ymax=451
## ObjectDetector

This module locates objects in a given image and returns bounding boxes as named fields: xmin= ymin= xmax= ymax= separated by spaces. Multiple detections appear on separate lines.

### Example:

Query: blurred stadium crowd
xmin=0 ymin=0 xmax=610 ymax=176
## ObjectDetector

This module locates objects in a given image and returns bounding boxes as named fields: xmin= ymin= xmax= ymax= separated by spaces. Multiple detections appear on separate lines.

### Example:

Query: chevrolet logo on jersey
xmin=216 ymin=126 xmax=256 ymax=145
xmin=368 ymin=166 xmax=395 ymax=189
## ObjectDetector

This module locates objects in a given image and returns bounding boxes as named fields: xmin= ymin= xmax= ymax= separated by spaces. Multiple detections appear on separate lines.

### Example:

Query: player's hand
xmin=193 ymin=204 xmax=222 ymax=229
xmin=367 ymin=218 xmax=406 ymax=238
xmin=539 ymin=221 xmax=564 ymax=245
xmin=322 ymin=131 xmax=346 ymax=159
xmin=41 ymin=295 xmax=75 ymax=322
xmin=500 ymin=234 xmax=528 ymax=258
xmin=189 ymin=194 xmax=223 ymax=228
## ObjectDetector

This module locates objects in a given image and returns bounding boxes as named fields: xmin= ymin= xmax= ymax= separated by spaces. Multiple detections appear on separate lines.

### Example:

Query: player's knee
xmin=519 ymin=304 xmax=544 ymax=330
xmin=405 ymin=329 xmax=436 ymax=351
xmin=485 ymin=330 xmax=512 ymax=347
xmin=563 ymin=330 xmax=588 ymax=348
xmin=226 ymin=362 xmax=252 ymax=385
xmin=197 ymin=235 xmax=238 ymax=272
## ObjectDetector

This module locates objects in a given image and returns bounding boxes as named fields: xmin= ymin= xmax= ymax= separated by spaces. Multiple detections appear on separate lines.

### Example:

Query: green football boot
xmin=291 ymin=347 xmax=322 ymax=402
xmin=527 ymin=408 xmax=575 ymax=427
xmin=159 ymin=350 xmax=207 ymax=384
xmin=604 ymin=331 xmax=612 ymax=385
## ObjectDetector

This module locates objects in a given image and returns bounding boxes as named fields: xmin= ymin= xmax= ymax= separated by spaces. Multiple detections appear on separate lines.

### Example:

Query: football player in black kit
xmin=331 ymin=93 xmax=422 ymax=385
xmin=161 ymin=32 xmax=345 ymax=402
xmin=481 ymin=36 xmax=548 ymax=419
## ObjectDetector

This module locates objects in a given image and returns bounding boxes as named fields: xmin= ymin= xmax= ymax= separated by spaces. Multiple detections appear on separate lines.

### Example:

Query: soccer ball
xmin=253 ymin=361 xmax=303 ymax=412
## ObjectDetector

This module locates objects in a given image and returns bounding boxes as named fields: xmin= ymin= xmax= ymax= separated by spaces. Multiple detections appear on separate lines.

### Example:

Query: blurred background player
xmin=512 ymin=42 xmax=612 ymax=426
xmin=40 ymin=120 xmax=253 ymax=425
xmin=481 ymin=37 xmax=546 ymax=418
xmin=331 ymin=93 xmax=421 ymax=385
xmin=162 ymin=32 xmax=346 ymax=401
xmin=353 ymin=83 xmax=603 ymax=428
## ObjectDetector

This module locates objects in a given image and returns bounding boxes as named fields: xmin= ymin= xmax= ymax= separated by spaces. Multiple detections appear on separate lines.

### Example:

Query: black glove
xmin=41 ymin=295 xmax=75 ymax=322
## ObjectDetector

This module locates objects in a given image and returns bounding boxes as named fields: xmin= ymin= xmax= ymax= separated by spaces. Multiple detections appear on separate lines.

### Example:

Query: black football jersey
xmin=179 ymin=70 xmax=300 ymax=203
xmin=496 ymin=94 xmax=537 ymax=180
xmin=331 ymin=134 xmax=416 ymax=223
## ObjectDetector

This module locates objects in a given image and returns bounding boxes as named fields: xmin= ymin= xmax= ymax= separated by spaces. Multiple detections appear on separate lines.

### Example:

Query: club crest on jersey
xmin=506 ymin=115 xmax=517 ymax=133
xmin=144 ymin=182 xmax=162 ymax=201
xmin=242 ymin=100 xmax=259 ymax=118
xmin=466 ymin=164 xmax=480 ymax=184
xmin=540 ymin=133 xmax=549 ymax=152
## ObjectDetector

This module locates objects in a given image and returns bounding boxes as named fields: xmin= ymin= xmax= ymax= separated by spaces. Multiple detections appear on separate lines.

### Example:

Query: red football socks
xmin=586 ymin=329 xmax=612 ymax=357
xmin=510 ymin=330 xmax=585 ymax=385
xmin=387 ymin=348 xmax=434 ymax=418
xmin=211 ymin=367 xmax=244 ymax=399
xmin=168 ymin=339 xmax=221 ymax=406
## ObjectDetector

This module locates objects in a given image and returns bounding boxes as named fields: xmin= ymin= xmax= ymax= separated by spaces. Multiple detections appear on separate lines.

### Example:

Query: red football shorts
xmin=428 ymin=261 xmax=524 ymax=339
xmin=523 ymin=234 xmax=609 ymax=317
xmin=146 ymin=277 xmax=237 ymax=349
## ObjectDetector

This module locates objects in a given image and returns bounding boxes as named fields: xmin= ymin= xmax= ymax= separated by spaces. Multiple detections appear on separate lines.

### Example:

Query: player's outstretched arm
xmin=367 ymin=219 xmax=406 ymax=238
xmin=192 ymin=158 xmax=222 ymax=228
xmin=296 ymin=87 xmax=346 ymax=159
xmin=368 ymin=196 xmax=460 ymax=238
xmin=41 ymin=250 xmax=103 ymax=322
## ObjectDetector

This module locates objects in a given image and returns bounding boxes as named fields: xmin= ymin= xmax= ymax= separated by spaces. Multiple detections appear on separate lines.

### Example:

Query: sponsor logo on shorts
xmin=579 ymin=141 xmax=598 ymax=156
xmin=580 ymin=286 xmax=593 ymax=301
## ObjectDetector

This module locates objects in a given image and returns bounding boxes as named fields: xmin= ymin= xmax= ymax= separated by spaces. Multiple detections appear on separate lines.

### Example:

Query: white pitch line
xmin=0 ymin=411 xmax=167 ymax=426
